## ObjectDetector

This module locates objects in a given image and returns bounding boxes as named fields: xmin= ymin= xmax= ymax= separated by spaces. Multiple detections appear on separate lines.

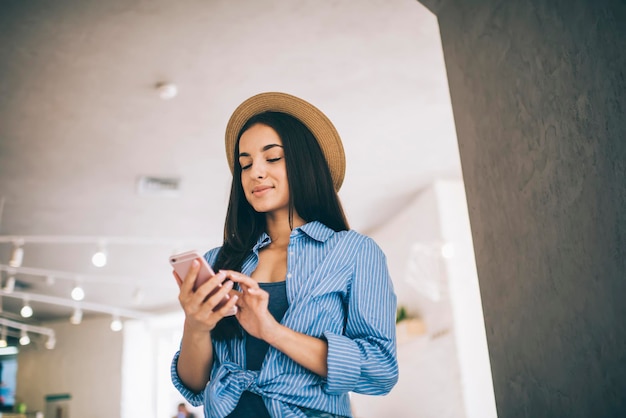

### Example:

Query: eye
xmin=240 ymin=162 xmax=252 ymax=170
xmin=267 ymin=157 xmax=283 ymax=163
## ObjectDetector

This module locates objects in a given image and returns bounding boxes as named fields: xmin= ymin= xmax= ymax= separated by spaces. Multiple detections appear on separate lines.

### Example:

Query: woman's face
xmin=238 ymin=123 xmax=290 ymax=215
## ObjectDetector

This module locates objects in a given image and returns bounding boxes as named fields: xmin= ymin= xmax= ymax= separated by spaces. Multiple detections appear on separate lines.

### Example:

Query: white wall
xmin=435 ymin=180 xmax=497 ymax=418
xmin=16 ymin=316 xmax=123 ymax=418
xmin=350 ymin=180 xmax=496 ymax=418
xmin=351 ymin=183 xmax=465 ymax=418
xmin=121 ymin=312 xmax=203 ymax=418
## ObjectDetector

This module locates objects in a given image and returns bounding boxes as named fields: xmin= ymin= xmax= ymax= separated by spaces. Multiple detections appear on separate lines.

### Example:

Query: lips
xmin=252 ymin=185 xmax=273 ymax=194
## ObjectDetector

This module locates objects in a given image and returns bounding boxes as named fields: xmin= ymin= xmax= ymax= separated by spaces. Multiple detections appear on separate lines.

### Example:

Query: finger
xmin=195 ymin=270 xmax=228 ymax=296
xmin=207 ymin=279 xmax=234 ymax=309
xmin=215 ymin=294 xmax=239 ymax=317
xmin=220 ymin=270 xmax=259 ymax=290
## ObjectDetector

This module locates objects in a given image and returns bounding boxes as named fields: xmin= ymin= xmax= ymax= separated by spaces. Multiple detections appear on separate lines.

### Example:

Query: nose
xmin=248 ymin=161 xmax=266 ymax=179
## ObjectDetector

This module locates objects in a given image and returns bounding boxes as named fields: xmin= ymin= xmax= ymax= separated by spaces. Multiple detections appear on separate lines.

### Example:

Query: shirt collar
xmin=297 ymin=221 xmax=335 ymax=242
xmin=252 ymin=221 xmax=336 ymax=251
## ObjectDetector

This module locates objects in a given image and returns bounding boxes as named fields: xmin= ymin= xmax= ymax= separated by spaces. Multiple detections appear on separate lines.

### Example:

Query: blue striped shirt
xmin=171 ymin=221 xmax=399 ymax=418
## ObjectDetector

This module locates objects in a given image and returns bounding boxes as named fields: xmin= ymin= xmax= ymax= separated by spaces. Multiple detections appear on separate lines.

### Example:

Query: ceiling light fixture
xmin=91 ymin=241 xmax=107 ymax=267
xmin=9 ymin=239 xmax=24 ymax=268
xmin=110 ymin=314 xmax=123 ymax=332
xmin=45 ymin=333 xmax=56 ymax=350
xmin=71 ymin=281 xmax=85 ymax=301
xmin=0 ymin=327 xmax=7 ymax=348
xmin=19 ymin=329 xmax=30 ymax=346
xmin=20 ymin=298 xmax=33 ymax=318
xmin=0 ymin=318 xmax=55 ymax=349
xmin=3 ymin=274 xmax=16 ymax=294
xmin=70 ymin=306 xmax=83 ymax=325
xmin=156 ymin=82 xmax=178 ymax=100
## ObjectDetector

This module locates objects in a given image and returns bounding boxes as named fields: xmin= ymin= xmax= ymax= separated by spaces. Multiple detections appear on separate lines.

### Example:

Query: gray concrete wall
xmin=424 ymin=0 xmax=626 ymax=416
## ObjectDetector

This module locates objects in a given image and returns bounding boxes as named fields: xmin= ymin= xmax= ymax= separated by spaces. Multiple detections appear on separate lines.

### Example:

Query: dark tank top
xmin=227 ymin=281 xmax=288 ymax=418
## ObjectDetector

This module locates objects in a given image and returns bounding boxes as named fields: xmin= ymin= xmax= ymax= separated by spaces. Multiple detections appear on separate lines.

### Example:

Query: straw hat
xmin=225 ymin=92 xmax=345 ymax=191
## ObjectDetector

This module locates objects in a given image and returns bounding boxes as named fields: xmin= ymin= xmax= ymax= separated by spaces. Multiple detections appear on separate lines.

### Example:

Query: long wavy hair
xmin=211 ymin=111 xmax=349 ymax=340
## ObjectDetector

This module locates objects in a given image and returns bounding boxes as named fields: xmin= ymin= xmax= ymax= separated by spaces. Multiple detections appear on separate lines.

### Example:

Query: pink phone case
xmin=169 ymin=250 xmax=215 ymax=291
xmin=169 ymin=250 xmax=236 ymax=316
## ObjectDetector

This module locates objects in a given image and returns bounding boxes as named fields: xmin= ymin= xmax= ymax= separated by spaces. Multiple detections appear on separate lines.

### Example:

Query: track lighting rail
xmin=0 ymin=289 xmax=152 ymax=320
xmin=0 ymin=235 xmax=211 ymax=246
xmin=0 ymin=316 xmax=54 ymax=338
xmin=0 ymin=263 xmax=167 ymax=287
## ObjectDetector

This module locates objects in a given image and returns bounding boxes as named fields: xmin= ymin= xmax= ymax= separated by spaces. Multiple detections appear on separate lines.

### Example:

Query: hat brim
xmin=225 ymin=92 xmax=345 ymax=191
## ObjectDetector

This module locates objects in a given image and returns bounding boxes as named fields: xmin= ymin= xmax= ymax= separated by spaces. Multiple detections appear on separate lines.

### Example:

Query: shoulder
xmin=319 ymin=228 xmax=386 ymax=262
xmin=332 ymin=229 xmax=381 ymax=250
xmin=202 ymin=246 xmax=223 ymax=265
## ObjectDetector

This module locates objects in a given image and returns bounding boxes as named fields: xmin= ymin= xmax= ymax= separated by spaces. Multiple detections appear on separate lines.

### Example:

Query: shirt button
xmin=287 ymin=273 xmax=292 ymax=279
xmin=289 ymin=251 xmax=294 ymax=256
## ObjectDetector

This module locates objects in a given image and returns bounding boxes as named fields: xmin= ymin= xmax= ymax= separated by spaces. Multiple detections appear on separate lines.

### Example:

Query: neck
xmin=265 ymin=209 xmax=305 ymax=246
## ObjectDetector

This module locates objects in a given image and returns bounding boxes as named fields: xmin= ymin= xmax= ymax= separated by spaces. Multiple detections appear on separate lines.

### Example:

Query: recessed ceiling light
xmin=156 ymin=82 xmax=178 ymax=100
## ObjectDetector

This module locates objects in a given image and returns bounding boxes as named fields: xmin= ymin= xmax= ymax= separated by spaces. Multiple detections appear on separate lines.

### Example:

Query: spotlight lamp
xmin=91 ymin=241 xmax=107 ymax=267
xmin=45 ymin=333 xmax=56 ymax=350
xmin=71 ymin=283 xmax=85 ymax=301
xmin=0 ymin=327 xmax=7 ymax=348
xmin=20 ymin=298 xmax=33 ymax=318
xmin=19 ymin=329 xmax=30 ymax=346
xmin=110 ymin=315 xmax=123 ymax=332
xmin=9 ymin=240 xmax=24 ymax=268
xmin=3 ymin=275 xmax=16 ymax=294
xmin=70 ymin=307 xmax=83 ymax=325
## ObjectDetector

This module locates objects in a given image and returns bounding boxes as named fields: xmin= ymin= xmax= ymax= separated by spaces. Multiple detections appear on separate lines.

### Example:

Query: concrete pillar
xmin=420 ymin=0 xmax=626 ymax=416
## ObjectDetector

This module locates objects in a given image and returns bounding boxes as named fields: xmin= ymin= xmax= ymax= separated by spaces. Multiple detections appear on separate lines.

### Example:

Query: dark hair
xmin=211 ymin=111 xmax=349 ymax=340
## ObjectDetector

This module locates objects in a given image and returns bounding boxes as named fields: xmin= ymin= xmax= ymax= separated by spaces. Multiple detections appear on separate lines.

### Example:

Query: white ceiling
xmin=0 ymin=0 xmax=461 ymax=329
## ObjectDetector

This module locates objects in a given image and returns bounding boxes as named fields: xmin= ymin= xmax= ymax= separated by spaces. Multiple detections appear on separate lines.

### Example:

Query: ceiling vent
xmin=137 ymin=176 xmax=181 ymax=197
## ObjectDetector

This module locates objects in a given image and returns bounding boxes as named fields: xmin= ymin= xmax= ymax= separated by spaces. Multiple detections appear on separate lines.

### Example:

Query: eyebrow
xmin=238 ymin=144 xmax=283 ymax=157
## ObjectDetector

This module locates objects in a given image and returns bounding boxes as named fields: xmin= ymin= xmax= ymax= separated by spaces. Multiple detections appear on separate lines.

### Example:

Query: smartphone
xmin=169 ymin=250 xmax=215 ymax=291
xmin=169 ymin=250 xmax=236 ymax=316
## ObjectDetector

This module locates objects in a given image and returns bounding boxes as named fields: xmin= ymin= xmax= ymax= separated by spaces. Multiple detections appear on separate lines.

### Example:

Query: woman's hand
xmin=221 ymin=269 xmax=329 ymax=377
xmin=173 ymin=260 xmax=239 ymax=333
xmin=219 ymin=270 xmax=279 ymax=341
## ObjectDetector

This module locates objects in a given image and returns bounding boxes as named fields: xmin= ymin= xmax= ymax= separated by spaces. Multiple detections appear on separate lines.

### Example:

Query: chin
xmin=248 ymin=202 xmax=274 ymax=213
xmin=250 ymin=202 xmax=289 ymax=215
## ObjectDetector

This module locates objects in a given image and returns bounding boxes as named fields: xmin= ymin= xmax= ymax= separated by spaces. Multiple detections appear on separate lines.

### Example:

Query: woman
xmin=171 ymin=92 xmax=398 ymax=418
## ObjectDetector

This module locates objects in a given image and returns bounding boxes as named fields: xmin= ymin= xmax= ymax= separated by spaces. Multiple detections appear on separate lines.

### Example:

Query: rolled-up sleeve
xmin=171 ymin=350 xmax=206 ymax=406
xmin=323 ymin=237 xmax=399 ymax=395
xmin=170 ymin=245 xmax=221 ymax=407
